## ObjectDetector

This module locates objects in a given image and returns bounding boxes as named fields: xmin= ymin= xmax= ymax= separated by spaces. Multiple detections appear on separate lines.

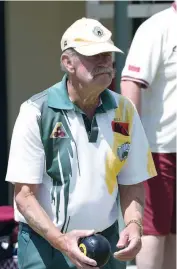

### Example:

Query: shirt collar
xmin=48 ymin=74 xmax=117 ymax=112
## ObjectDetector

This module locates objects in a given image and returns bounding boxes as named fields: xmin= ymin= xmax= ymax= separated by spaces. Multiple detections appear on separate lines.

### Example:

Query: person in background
xmin=121 ymin=2 xmax=176 ymax=269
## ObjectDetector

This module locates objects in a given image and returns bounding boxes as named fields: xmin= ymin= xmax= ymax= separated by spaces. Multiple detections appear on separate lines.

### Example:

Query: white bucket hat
xmin=61 ymin=17 xmax=123 ymax=56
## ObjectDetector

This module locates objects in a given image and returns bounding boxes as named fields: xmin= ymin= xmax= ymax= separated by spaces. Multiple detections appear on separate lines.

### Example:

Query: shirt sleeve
xmin=5 ymin=102 xmax=45 ymax=184
xmin=121 ymin=17 xmax=163 ymax=88
xmin=118 ymin=100 xmax=157 ymax=185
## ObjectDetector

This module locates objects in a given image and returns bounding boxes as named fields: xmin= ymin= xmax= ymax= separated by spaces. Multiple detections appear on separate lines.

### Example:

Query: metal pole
xmin=114 ymin=0 xmax=132 ymax=93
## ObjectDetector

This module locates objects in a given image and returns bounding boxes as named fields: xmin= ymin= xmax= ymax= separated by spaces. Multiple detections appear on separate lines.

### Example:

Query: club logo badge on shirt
xmin=117 ymin=142 xmax=130 ymax=162
xmin=112 ymin=121 xmax=129 ymax=136
xmin=50 ymin=122 xmax=69 ymax=138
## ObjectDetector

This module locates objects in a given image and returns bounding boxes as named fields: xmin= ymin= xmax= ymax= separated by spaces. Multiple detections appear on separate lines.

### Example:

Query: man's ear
xmin=61 ymin=54 xmax=75 ymax=74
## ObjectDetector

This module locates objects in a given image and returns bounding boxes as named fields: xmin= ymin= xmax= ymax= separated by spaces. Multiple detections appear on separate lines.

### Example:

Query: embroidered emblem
xmin=112 ymin=121 xmax=129 ymax=136
xmin=50 ymin=122 xmax=69 ymax=138
xmin=64 ymin=40 xmax=67 ymax=47
xmin=128 ymin=65 xmax=140 ymax=72
xmin=117 ymin=142 xmax=130 ymax=162
xmin=93 ymin=26 xmax=104 ymax=37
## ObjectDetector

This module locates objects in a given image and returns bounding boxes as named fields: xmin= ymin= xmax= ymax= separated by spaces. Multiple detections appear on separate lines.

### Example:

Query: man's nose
xmin=99 ymin=53 xmax=112 ymax=64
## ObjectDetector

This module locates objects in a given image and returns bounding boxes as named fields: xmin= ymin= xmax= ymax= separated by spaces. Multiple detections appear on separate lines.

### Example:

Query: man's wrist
xmin=44 ymin=228 xmax=65 ymax=251
xmin=125 ymin=219 xmax=143 ymax=236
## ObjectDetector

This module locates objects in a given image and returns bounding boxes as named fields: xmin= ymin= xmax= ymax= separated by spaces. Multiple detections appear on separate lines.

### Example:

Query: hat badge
xmin=93 ymin=26 xmax=104 ymax=37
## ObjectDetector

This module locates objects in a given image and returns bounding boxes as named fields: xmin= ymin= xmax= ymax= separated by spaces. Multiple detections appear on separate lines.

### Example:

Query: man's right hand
xmin=56 ymin=229 xmax=99 ymax=269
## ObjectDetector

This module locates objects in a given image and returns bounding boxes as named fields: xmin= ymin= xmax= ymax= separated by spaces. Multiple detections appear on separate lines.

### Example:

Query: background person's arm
xmin=121 ymin=81 xmax=142 ymax=115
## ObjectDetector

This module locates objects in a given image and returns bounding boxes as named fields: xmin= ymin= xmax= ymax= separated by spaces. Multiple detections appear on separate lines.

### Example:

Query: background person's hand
xmin=58 ymin=229 xmax=99 ymax=269
xmin=114 ymin=223 xmax=142 ymax=261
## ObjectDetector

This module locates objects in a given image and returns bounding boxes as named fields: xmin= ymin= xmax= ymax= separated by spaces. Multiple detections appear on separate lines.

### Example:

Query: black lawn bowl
xmin=79 ymin=234 xmax=111 ymax=267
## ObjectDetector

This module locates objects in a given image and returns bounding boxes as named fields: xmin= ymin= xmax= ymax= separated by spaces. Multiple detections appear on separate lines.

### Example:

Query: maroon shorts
xmin=143 ymin=153 xmax=176 ymax=235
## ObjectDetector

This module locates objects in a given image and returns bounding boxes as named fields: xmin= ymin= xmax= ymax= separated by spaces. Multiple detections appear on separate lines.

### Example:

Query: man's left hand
xmin=114 ymin=223 xmax=142 ymax=261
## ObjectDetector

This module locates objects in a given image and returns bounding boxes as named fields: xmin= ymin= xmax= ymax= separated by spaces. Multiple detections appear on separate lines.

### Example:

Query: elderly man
xmin=6 ymin=18 xmax=156 ymax=269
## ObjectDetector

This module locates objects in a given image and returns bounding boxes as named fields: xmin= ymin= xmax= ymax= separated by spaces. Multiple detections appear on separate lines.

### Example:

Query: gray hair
xmin=60 ymin=48 xmax=77 ymax=73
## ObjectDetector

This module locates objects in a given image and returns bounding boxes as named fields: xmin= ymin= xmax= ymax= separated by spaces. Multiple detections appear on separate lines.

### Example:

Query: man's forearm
xmin=119 ymin=183 xmax=145 ymax=225
xmin=121 ymin=81 xmax=142 ymax=115
xmin=15 ymin=185 xmax=65 ymax=250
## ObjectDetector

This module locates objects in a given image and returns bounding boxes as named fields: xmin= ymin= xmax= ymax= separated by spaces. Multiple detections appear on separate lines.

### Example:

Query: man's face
xmin=72 ymin=52 xmax=115 ymax=89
